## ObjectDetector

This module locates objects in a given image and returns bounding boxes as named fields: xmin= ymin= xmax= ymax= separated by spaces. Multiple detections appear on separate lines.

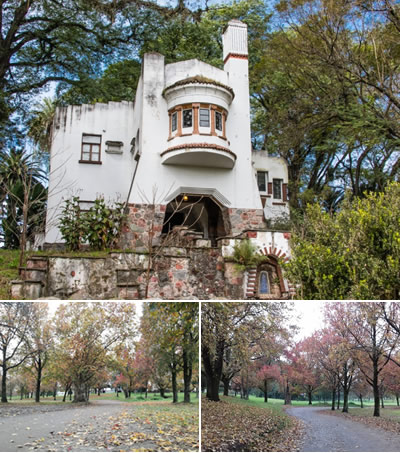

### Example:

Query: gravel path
xmin=286 ymin=406 xmax=400 ymax=452
xmin=0 ymin=400 xmax=157 ymax=452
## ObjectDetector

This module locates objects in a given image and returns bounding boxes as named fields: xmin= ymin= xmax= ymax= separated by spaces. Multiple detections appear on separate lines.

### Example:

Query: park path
xmin=0 ymin=400 xmax=157 ymax=452
xmin=286 ymin=406 xmax=400 ymax=452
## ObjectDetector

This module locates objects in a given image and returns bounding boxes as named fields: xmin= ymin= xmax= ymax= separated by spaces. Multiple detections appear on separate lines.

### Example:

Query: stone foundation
xmin=119 ymin=203 xmax=166 ymax=250
xmin=12 ymin=247 xmax=246 ymax=300
xmin=228 ymin=208 xmax=267 ymax=235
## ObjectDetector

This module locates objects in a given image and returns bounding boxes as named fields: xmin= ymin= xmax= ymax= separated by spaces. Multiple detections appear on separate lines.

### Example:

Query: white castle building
xmin=44 ymin=20 xmax=292 ymax=299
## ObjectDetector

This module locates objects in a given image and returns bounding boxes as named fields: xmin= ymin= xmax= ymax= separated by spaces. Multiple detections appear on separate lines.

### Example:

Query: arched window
xmin=259 ymin=271 xmax=270 ymax=295
xmin=257 ymin=260 xmax=283 ymax=299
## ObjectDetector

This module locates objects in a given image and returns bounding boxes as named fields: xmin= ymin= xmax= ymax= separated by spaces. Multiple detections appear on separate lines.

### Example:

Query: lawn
xmin=6 ymin=391 xmax=199 ymax=405
xmin=0 ymin=249 xmax=20 ymax=299
xmin=201 ymin=395 xmax=303 ymax=452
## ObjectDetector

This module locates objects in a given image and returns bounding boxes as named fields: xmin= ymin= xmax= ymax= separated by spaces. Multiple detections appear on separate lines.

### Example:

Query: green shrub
xmin=59 ymin=196 xmax=126 ymax=251
xmin=232 ymin=239 xmax=257 ymax=269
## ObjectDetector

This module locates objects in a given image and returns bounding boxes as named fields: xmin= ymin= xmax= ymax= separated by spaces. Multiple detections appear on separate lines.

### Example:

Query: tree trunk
xmin=284 ymin=380 xmax=291 ymax=405
xmin=308 ymin=389 xmax=312 ymax=405
xmin=359 ymin=394 xmax=364 ymax=409
xmin=331 ymin=387 xmax=336 ymax=411
xmin=1 ymin=361 xmax=7 ymax=403
xmin=171 ymin=366 xmax=178 ymax=403
xmin=183 ymin=342 xmax=193 ymax=403
xmin=396 ymin=394 xmax=399 ymax=406
xmin=373 ymin=362 xmax=380 ymax=417
xmin=264 ymin=379 xmax=268 ymax=403
xmin=202 ymin=339 xmax=224 ymax=402
xmin=222 ymin=377 xmax=230 ymax=397
xmin=35 ymin=357 xmax=42 ymax=403
xmin=381 ymin=395 xmax=384 ymax=409
xmin=73 ymin=383 xmax=88 ymax=403
xmin=337 ymin=385 xmax=340 ymax=409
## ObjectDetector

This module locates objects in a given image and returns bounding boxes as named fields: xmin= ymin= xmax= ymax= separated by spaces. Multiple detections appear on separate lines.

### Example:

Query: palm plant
xmin=0 ymin=149 xmax=47 ymax=266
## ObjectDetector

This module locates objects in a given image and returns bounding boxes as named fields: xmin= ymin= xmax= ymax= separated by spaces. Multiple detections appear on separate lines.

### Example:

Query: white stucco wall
xmin=222 ymin=231 xmax=291 ymax=258
xmin=252 ymin=150 xmax=290 ymax=220
xmin=45 ymin=101 xmax=135 ymax=243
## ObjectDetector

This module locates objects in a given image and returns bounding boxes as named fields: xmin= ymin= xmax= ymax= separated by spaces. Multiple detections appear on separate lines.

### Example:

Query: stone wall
xmin=228 ymin=208 xmax=267 ymax=235
xmin=13 ymin=246 xmax=245 ymax=300
xmin=119 ymin=203 xmax=166 ymax=250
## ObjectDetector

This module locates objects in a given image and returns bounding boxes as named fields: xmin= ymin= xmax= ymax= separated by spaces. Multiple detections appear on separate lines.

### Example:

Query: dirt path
xmin=286 ymin=406 xmax=400 ymax=452
xmin=0 ymin=400 xmax=158 ymax=452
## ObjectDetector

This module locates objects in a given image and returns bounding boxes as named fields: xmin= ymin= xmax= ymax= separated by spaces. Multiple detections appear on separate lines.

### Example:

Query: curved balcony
xmin=161 ymin=142 xmax=236 ymax=169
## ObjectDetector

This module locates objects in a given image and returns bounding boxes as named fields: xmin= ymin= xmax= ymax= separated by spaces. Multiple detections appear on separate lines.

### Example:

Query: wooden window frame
xmin=273 ymin=178 xmax=283 ymax=200
xmin=171 ymin=112 xmax=177 ymax=132
xmin=80 ymin=134 xmax=102 ymax=164
xmin=257 ymin=171 xmax=268 ymax=193
xmin=215 ymin=111 xmax=223 ymax=131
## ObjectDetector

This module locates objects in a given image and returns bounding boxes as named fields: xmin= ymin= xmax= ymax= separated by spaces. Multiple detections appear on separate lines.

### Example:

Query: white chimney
xmin=222 ymin=20 xmax=248 ymax=63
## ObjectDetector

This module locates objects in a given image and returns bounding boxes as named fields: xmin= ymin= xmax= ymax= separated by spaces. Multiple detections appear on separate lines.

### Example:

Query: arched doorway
xmin=162 ymin=194 xmax=228 ymax=246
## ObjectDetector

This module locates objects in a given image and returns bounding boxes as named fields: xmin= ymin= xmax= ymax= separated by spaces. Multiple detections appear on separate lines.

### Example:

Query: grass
xmin=346 ymin=405 xmax=400 ymax=421
xmin=0 ymin=249 xmax=20 ymax=299
xmin=6 ymin=391 xmax=199 ymax=406
xmin=226 ymin=394 xmax=400 ymax=409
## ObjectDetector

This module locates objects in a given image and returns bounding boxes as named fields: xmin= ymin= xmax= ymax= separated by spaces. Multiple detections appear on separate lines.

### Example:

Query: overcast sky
xmin=292 ymin=300 xmax=326 ymax=341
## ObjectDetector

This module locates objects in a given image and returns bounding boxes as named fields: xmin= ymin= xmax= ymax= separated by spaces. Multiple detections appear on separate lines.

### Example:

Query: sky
xmin=46 ymin=300 xmax=323 ymax=342
xmin=292 ymin=300 xmax=325 ymax=341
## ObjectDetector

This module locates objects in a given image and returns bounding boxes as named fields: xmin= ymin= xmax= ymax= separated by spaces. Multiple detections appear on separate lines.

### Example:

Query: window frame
xmin=199 ymin=108 xmax=210 ymax=128
xmin=171 ymin=112 xmax=178 ymax=132
xmin=215 ymin=111 xmax=223 ymax=132
xmin=258 ymin=270 xmax=270 ymax=295
xmin=273 ymin=178 xmax=283 ymax=199
xmin=80 ymin=134 xmax=102 ymax=164
xmin=182 ymin=109 xmax=193 ymax=128
xmin=257 ymin=171 xmax=268 ymax=193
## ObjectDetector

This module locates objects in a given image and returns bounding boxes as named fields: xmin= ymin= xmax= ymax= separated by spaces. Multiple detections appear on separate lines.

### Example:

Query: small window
xmin=257 ymin=171 xmax=268 ymax=193
xmin=171 ymin=112 xmax=177 ymax=132
xmin=199 ymin=109 xmax=210 ymax=127
xmin=215 ymin=111 xmax=222 ymax=131
xmin=259 ymin=271 xmax=270 ymax=295
xmin=183 ymin=109 xmax=192 ymax=128
xmin=273 ymin=179 xmax=283 ymax=199
xmin=81 ymin=134 xmax=101 ymax=163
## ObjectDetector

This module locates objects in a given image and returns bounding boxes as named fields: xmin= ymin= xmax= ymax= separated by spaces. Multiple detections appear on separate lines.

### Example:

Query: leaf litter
xmin=202 ymin=397 xmax=303 ymax=452
xmin=24 ymin=401 xmax=198 ymax=452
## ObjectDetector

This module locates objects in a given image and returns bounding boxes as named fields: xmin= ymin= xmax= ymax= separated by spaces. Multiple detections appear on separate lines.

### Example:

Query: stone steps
xmin=11 ymin=280 xmax=44 ymax=299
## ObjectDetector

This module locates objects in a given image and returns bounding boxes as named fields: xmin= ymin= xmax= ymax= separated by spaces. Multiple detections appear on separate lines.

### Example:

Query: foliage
xmin=58 ymin=197 xmax=83 ymax=251
xmin=57 ymin=60 xmax=142 ymax=105
xmin=232 ymin=239 xmax=258 ymax=269
xmin=285 ymin=182 xmax=400 ymax=299
xmin=59 ymin=196 xmax=126 ymax=251
xmin=0 ymin=149 xmax=47 ymax=250
xmin=53 ymin=302 xmax=136 ymax=403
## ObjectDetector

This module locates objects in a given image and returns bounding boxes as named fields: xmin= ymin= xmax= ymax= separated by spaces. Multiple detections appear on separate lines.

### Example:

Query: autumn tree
xmin=140 ymin=302 xmax=198 ymax=403
xmin=201 ymin=302 xmax=292 ymax=401
xmin=256 ymin=363 xmax=280 ymax=403
xmin=53 ymin=302 xmax=136 ymax=403
xmin=327 ymin=302 xmax=400 ymax=417
xmin=28 ymin=303 xmax=53 ymax=402
xmin=0 ymin=302 xmax=34 ymax=403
